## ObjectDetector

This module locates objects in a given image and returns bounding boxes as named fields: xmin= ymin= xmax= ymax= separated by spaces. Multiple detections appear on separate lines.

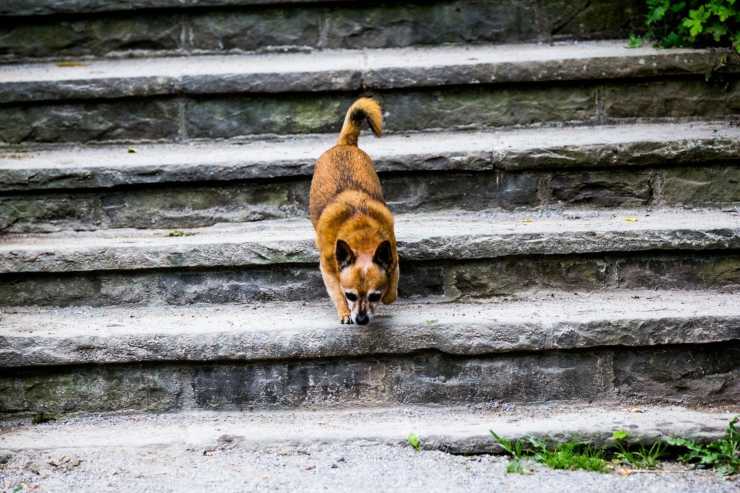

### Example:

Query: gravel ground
xmin=2 ymin=405 xmax=737 ymax=492
xmin=0 ymin=441 xmax=737 ymax=493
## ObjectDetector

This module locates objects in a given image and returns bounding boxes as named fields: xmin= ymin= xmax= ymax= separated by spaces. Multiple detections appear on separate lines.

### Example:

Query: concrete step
xmin=2 ymin=0 xmax=346 ymax=16
xmin=1 ymin=405 xmax=737 ymax=493
xmin=1 ymin=0 xmax=643 ymax=62
xmin=1 ymin=207 xmax=739 ymax=307
xmin=3 ymin=290 xmax=739 ymax=367
xmin=1 ymin=290 xmax=738 ymax=415
xmin=1 ymin=42 xmax=737 ymax=144
xmin=1 ymin=404 xmax=735 ymax=454
xmin=2 ymin=122 xmax=739 ymax=234
xmin=6 ymin=42 xmax=732 ymax=104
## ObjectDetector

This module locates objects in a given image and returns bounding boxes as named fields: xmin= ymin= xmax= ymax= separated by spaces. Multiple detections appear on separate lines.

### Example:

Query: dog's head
xmin=335 ymin=238 xmax=393 ymax=325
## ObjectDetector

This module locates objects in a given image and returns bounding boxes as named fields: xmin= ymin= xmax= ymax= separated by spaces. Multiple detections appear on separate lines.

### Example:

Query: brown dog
xmin=309 ymin=97 xmax=399 ymax=325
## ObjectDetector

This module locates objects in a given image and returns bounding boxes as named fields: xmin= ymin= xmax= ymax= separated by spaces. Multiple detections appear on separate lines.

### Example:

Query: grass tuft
xmin=665 ymin=416 xmax=739 ymax=477
xmin=491 ymin=431 xmax=608 ymax=473
xmin=528 ymin=437 xmax=609 ymax=473
xmin=612 ymin=430 xmax=664 ymax=469
xmin=491 ymin=417 xmax=739 ymax=476
xmin=627 ymin=34 xmax=645 ymax=48
xmin=506 ymin=459 xmax=526 ymax=474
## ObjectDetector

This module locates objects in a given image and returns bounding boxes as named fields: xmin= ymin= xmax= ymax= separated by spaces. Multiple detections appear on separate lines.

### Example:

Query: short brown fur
xmin=309 ymin=98 xmax=398 ymax=324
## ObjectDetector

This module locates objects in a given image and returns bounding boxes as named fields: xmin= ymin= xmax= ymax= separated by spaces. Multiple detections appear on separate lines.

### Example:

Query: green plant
xmin=490 ymin=431 xmax=526 ymax=459
xmin=491 ymin=431 xmax=608 ymax=473
xmin=407 ymin=433 xmax=421 ymax=452
xmin=167 ymin=230 xmax=194 ymax=237
xmin=528 ymin=437 xmax=609 ymax=473
xmin=612 ymin=430 xmax=665 ymax=469
xmin=628 ymin=33 xmax=645 ymax=48
xmin=644 ymin=0 xmax=740 ymax=52
xmin=665 ymin=416 xmax=740 ymax=476
xmin=491 ymin=431 xmax=531 ymax=474
xmin=506 ymin=459 xmax=526 ymax=474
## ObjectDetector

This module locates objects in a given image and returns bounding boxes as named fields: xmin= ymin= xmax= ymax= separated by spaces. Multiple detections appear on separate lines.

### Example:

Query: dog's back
xmin=309 ymin=98 xmax=384 ymax=227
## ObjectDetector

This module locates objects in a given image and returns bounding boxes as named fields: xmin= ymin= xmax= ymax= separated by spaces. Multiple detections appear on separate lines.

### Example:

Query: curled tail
xmin=337 ymin=97 xmax=382 ymax=146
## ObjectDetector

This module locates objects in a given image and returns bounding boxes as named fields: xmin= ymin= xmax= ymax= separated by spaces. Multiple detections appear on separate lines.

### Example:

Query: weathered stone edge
xmin=1 ymin=0 xmax=349 ymax=16
xmin=0 ymin=406 xmax=733 ymax=455
xmin=2 ymin=224 xmax=740 ymax=273
xmin=2 ymin=137 xmax=738 ymax=192
xmin=363 ymin=51 xmax=738 ymax=90
xmin=1 ymin=49 xmax=736 ymax=104
xmin=1 ymin=311 xmax=738 ymax=368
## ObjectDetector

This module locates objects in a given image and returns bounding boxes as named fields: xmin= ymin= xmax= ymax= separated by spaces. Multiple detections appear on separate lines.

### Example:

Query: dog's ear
xmin=335 ymin=239 xmax=355 ymax=270
xmin=373 ymin=240 xmax=393 ymax=271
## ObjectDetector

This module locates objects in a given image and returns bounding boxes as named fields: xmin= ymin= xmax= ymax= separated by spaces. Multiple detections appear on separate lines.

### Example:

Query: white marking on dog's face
xmin=343 ymin=289 xmax=382 ymax=324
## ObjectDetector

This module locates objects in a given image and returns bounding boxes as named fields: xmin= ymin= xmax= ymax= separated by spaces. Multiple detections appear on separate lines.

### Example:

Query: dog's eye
xmin=368 ymin=292 xmax=381 ymax=302
xmin=345 ymin=292 xmax=358 ymax=302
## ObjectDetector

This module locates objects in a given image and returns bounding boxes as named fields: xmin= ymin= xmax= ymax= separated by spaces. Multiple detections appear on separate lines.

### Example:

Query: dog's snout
xmin=355 ymin=312 xmax=370 ymax=325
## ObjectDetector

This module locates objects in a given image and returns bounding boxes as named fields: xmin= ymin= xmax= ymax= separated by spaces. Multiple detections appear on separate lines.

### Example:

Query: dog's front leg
xmin=382 ymin=263 xmax=399 ymax=305
xmin=320 ymin=257 xmax=352 ymax=324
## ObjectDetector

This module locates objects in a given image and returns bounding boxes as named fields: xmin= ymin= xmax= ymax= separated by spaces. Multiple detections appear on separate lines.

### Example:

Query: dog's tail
xmin=337 ymin=97 xmax=382 ymax=146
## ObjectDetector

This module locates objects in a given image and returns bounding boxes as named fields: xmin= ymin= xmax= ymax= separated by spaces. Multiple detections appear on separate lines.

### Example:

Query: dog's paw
xmin=340 ymin=314 xmax=353 ymax=324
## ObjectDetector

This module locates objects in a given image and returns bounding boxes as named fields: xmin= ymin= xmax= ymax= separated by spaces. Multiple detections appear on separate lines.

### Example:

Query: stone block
xmin=613 ymin=343 xmax=740 ymax=404
xmin=660 ymin=165 xmax=740 ymax=206
xmin=615 ymin=254 xmax=740 ymax=291
xmin=0 ymin=366 xmax=185 ymax=415
xmin=0 ymin=99 xmax=180 ymax=144
xmin=548 ymin=170 xmax=652 ymax=207
xmin=0 ymin=0 xmax=645 ymax=61
xmin=0 ymin=13 xmax=181 ymax=61
xmin=0 ymin=171 xmax=538 ymax=234
xmin=191 ymin=351 xmax=613 ymax=409
xmin=445 ymin=256 xmax=610 ymax=298
xmin=185 ymin=94 xmax=350 ymax=138
xmin=603 ymin=78 xmax=740 ymax=120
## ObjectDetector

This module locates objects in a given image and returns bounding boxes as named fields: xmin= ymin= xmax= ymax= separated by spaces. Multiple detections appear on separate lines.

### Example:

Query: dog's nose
xmin=355 ymin=313 xmax=370 ymax=325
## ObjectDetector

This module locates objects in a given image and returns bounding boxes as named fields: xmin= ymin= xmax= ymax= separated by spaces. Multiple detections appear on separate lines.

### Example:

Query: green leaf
xmin=612 ymin=430 xmax=630 ymax=441
xmin=684 ymin=19 xmax=701 ymax=38
xmin=671 ymin=1 xmax=688 ymax=13
xmin=706 ymin=23 xmax=728 ymax=41
xmin=708 ymin=3 xmax=734 ymax=21
xmin=665 ymin=436 xmax=697 ymax=448
xmin=661 ymin=31 xmax=684 ymax=47
xmin=627 ymin=34 xmax=644 ymax=48
xmin=490 ymin=430 xmax=516 ymax=457
xmin=506 ymin=459 xmax=526 ymax=474
xmin=407 ymin=433 xmax=421 ymax=452
xmin=647 ymin=0 xmax=671 ymax=24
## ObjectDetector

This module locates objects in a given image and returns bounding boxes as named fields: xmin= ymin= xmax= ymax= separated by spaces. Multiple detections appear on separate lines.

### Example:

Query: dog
xmin=309 ymin=97 xmax=399 ymax=325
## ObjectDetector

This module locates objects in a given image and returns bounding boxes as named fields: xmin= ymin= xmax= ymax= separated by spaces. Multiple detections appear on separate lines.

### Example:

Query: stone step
xmin=2 ymin=408 xmax=737 ymax=493
xmin=1 ymin=42 xmax=737 ymax=144
xmin=2 ymin=0 xmax=344 ymax=16
xmin=1 ymin=290 xmax=738 ymax=415
xmin=1 ymin=208 xmax=739 ymax=307
xmin=3 ymin=290 xmax=739 ymax=367
xmin=2 ymin=123 xmax=739 ymax=234
xmin=0 ymin=405 xmax=736 ymax=456
xmin=1 ymin=0 xmax=643 ymax=62
xmin=6 ymin=42 xmax=731 ymax=104
xmin=4 ymin=123 xmax=739 ymax=192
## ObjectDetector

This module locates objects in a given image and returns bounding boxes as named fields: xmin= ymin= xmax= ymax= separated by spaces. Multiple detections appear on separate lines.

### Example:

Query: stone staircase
xmin=1 ymin=0 xmax=739 ymax=423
